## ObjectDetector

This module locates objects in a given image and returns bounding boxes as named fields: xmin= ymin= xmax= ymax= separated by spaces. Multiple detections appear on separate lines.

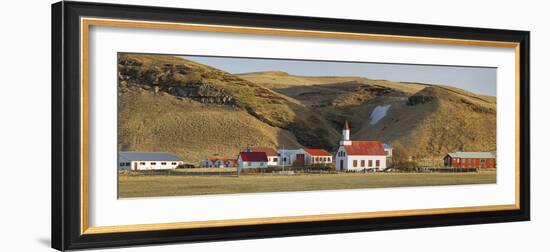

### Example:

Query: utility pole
xmin=282 ymin=144 xmax=285 ymax=172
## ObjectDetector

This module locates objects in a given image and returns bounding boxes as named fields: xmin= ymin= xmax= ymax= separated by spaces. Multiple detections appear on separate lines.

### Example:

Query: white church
xmin=335 ymin=120 xmax=388 ymax=172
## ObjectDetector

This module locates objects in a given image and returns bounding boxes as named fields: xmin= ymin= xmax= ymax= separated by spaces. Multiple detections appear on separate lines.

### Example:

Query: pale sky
xmin=183 ymin=55 xmax=497 ymax=96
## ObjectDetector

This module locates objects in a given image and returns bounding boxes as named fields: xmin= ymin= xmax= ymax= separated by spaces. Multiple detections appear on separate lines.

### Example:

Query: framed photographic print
xmin=51 ymin=1 xmax=530 ymax=250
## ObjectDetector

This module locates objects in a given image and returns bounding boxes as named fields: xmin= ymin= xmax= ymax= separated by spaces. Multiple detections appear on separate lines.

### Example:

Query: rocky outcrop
xmin=118 ymin=59 xmax=236 ymax=106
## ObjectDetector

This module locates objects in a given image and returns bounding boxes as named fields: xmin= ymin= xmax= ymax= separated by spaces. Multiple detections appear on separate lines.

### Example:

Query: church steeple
xmin=342 ymin=120 xmax=350 ymax=141
xmin=340 ymin=120 xmax=352 ymax=146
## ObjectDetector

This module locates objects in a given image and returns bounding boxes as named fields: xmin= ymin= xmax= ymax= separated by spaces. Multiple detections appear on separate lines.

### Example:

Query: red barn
xmin=443 ymin=152 xmax=496 ymax=168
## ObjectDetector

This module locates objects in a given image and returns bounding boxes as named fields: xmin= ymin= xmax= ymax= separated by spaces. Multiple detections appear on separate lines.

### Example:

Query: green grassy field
xmin=118 ymin=172 xmax=496 ymax=198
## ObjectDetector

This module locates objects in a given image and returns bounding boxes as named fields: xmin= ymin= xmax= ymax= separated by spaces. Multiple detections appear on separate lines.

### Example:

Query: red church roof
xmin=303 ymin=148 xmax=332 ymax=156
xmin=344 ymin=141 xmax=385 ymax=156
xmin=239 ymin=152 xmax=268 ymax=162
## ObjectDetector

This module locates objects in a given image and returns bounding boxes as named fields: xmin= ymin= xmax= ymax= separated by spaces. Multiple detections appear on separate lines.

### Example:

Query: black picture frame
xmin=52 ymin=1 xmax=530 ymax=251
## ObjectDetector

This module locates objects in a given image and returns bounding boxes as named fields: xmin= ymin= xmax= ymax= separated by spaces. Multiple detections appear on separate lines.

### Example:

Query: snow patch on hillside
xmin=370 ymin=105 xmax=391 ymax=125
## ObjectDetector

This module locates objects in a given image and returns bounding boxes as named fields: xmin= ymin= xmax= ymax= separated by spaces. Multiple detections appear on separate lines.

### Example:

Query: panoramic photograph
xmin=117 ymin=52 xmax=497 ymax=198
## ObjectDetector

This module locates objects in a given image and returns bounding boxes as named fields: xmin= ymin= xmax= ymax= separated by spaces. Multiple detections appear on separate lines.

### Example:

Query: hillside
xmin=118 ymin=54 xmax=338 ymax=163
xmin=118 ymin=54 xmax=496 ymax=164
xmin=238 ymin=71 xmax=497 ymax=163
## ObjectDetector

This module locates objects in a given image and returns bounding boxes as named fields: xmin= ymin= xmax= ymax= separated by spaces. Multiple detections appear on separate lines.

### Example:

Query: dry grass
xmin=118 ymin=171 xmax=496 ymax=198
xmin=174 ymin=167 xmax=237 ymax=173
xmin=118 ymin=88 xmax=302 ymax=163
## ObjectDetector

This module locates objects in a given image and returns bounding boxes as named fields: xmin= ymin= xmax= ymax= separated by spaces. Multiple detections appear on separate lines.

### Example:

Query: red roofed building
xmin=237 ymin=151 xmax=268 ymax=169
xmin=294 ymin=148 xmax=333 ymax=165
xmin=250 ymin=147 xmax=279 ymax=166
xmin=336 ymin=121 xmax=387 ymax=171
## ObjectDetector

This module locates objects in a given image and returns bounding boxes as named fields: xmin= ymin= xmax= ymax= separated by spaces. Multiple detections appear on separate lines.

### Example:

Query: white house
xmin=294 ymin=148 xmax=333 ymax=166
xmin=118 ymin=151 xmax=183 ymax=170
xmin=237 ymin=151 xmax=268 ymax=170
xmin=250 ymin=147 xmax=279 ymax=166
xmin=335 ymin=121 xmax=387 ymax=172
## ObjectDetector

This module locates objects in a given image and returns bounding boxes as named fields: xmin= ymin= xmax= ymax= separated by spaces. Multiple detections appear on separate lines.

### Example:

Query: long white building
xmin=118 ymin=151 xmax=183 ymax=170
xmin=335 ymin=121 xmax=387 ymax=172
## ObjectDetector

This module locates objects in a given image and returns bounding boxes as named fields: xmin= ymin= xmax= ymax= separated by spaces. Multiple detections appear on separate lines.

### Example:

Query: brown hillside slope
xmin=118 ymin=55 xmax=496 ymax=163
xmin=239 ymin=71 xmax=496 ymax=161
xmin=118 ymin=54 xmax=340 ymax=162
xmin=352 ymin=87 xmax=496 ymax=160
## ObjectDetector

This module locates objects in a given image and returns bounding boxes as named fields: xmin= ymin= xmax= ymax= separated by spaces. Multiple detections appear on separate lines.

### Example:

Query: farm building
xmin=200 ymin=157 xmax=238 ymax=168
xmin=250 ymin=147 xmax=279 ymax=166
xmin=277 ymin=149 xmax=301 ymax=165
xmin=237 ymin=151 xmax=268 ymax=169
xmin=443 ymin=152 xmax=496 ymax=168
xmin=293 ymin=148 xmax=333 ymax=166
xmin=118 ymin=151 xmax=183 ymax=170
xmin=335 ymin=121 xmax=387 ymax=172
xmin=199 ymin=158 xmax=215 ymax=167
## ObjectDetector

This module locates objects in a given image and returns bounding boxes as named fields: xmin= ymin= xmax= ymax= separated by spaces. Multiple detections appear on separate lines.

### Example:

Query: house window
xmin=161 ymin=162 xmax=167 ymax=165
xmin=367 ymin=160 xmax=372 ymax=167
xmin=140 ymin=162 xmax=146 ymax=165
xmin=119 ymin=162 xmax=125 ymax=166
xmin=480 ymin=159 xmax=485 ymax=163
xmin=360 ymin=160 xmax=365 ymax=167
xmin=376 ymin=160 xmax=380 ymax=167
xmin=328 ymin=157 xmax=331 ymax=162
xmin=171 ymin=162 xmax=177 ymax=165
xmin=260 ymin=162 xmax=264 ymax=166
xmin=284 ymin=157 xmax=287 ymax=162
xmin=273 ymin=158 xmax=278 ymax=162
xmin=353 ymin=160 xmax=358 ymax=167
xmin=150 ymin=162 xmax=156 ymax=165
xmin=125 ymin=162 xmax=130 ymax=166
